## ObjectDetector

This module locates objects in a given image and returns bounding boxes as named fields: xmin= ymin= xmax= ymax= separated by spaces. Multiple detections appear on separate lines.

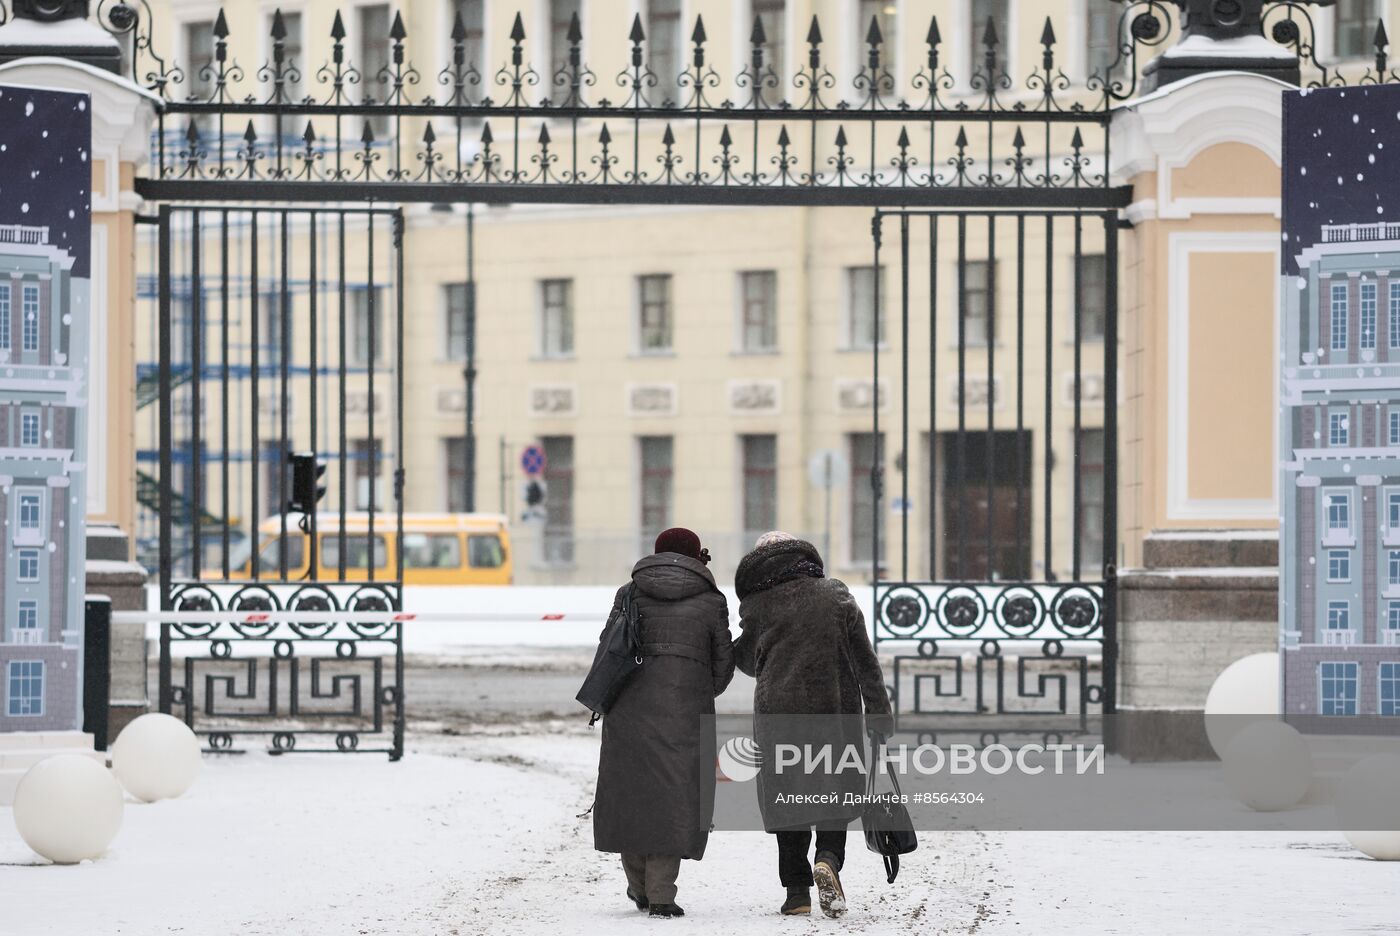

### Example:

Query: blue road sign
xmin=520 ymin=444 xmax=546 ymax=476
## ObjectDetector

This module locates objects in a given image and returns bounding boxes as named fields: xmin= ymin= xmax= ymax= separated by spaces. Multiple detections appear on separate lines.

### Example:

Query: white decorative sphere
xmin=1221 ymin=720 xmax=1312 ymax=811
xmin=1203 ymin=652 xmax=1280 ymax=758
xmin=1335 ymin=753 xmax=1400 ymax=860
xmin=111 ymin=713 xmax=203 ymax=802
xmin=13 ymin=754 xmax=124 ymax=864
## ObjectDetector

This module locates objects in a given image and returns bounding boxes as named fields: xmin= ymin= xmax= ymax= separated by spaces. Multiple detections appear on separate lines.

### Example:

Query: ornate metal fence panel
xmin=152 ymin=205 xmax=406 ymax=758
xmin=870 ymin=209 xmax=1118 ymax=737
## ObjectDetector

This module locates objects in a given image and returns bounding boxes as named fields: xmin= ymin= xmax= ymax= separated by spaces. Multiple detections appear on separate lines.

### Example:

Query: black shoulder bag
xmin=861 ymin=736 xmax=918 ymax=883
xmin=575 ymin=583 xmax=643 ymax=726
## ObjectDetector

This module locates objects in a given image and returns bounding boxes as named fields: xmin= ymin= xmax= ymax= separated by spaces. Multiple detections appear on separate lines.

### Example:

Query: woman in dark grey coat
xmin=733 ymin=533 xmax=892 ymax=919
xmin=592 ymin=528 xmax=735 ymax=919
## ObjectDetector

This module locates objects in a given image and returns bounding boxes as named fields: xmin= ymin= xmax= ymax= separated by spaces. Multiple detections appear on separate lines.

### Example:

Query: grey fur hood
xmin=733 ymin=538 xmax=825 ymax=601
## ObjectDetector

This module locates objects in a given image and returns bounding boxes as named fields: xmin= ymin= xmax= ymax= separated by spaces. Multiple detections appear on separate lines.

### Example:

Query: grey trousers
xmin=620 ymin=852 xmax=682 ymax=905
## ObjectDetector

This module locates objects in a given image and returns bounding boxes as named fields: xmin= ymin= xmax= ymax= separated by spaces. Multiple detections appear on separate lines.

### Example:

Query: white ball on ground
xmin=1221 ymin=720 xmax=1312 ymax=811
xmin=1335 ymin=753 xmax=1400 ymax=860
xmin=13 ymin=754 xmax=124 ymax=864
xmin=1203 ymin=652 xmax=1280 ymax=758
xmin=111 ymin=713 xmax=203 ymax=802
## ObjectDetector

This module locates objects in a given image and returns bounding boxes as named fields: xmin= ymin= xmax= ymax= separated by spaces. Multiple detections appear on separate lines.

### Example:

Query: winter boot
xmin=780 ymin=886 xmax=812 ymax=915
xmin=649 ymin=902 xmax=685 ymax=918
xmin=813 ymin=855 xmax=847 ymax=919
xmin=626 ymin=888 xmax=649 ymax=912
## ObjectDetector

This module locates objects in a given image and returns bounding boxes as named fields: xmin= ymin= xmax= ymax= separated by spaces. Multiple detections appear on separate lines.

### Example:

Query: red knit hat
xmin=654 ymin=527 xmax=703 ymax=561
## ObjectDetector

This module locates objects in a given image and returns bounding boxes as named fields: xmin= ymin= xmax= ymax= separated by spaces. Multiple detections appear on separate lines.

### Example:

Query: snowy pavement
xmin=1 ymin=726 xmax=1394 ymax=936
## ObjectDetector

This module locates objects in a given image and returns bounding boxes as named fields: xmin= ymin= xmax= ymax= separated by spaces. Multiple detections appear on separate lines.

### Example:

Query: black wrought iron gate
xmin=153 ymin=205 xmax=407 ymax=758
xmin=871 ymin=209 xmax=1118 ymax=739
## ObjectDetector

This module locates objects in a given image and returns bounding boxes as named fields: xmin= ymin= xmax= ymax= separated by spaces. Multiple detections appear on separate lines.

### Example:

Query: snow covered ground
xmin=1 ymin=726 xmax=1394 ymax=936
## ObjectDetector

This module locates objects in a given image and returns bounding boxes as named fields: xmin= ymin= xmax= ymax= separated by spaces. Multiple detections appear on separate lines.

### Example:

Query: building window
xmin=184 ymin=19 xmax=216 ymax=103
xmin=18 ymin=491 xmax=41 ymax=533
xmin=350 ymin=287 xmax=384 ymax=365
xmin=16 ymin=601 xmax=39 ymax=644
xmin=860 ymin=0 xmax=898 ymax=57
xmin=542 ymin=436 xmax=575 ymax=564
xmin=1389 ymin=601 xmax=1400 ymax=632
xmin=1390 ymin=549 xmax=1400 ymax=587
xmin=17 ymin=549 xmax=40 ymax=582
xmin=1329 ymin=411 xmax=1350 ymax=447
xmin=739 ymin=270 xmax=778 ymax=352
xmin=1327 ymin=491 xmax=1351 ymax=532
xmin=1382 ymin=662 xmax=1400 ymax=716
xmin=1327 ymin=549 xmax=1351 ymax=582
xmin=850 ymin=431 xmax=882 ymax=564
xmin=21 ymin=284 xmax=39 ymax=352
xmin=962 ymin=259 xmax=996 ymax=346
xmin=1391 ymin=410 xmax=1400 ymax=445
xmin=1085 ymin=0 xmax=1120 ymax=78
xmin=1319 ymin=661 xmax=1359 ymax=716
xmin=968 ymin=0 xmax=1007 ymax=72
xmin=443 ymin=282 xmax=470 ymax=362
xmin=444 ymin=436 xmax=469 ymax=512
xmin=1331 ymin=282 xmax=1348 ymax=351
xmin=539 ymin=279 xmax=574 ymax=358
xmin=1390 ymin=282 xmax=1400 ymax=348
xmin=637 ymin=274 xmax=673 ymax=353
xmin=6 ymin=661 xmax=44 ymax=717
xmin=259 ymin=289 xmax=286 ymax=366
xmin=359 ymin=3 xmax=393 ymax=136
xmin=751 ymin=0 xmax=787 ymax=80
xmin=741 ymin=434 xmax=778 ymax=538
xmin=1076 ymin=254 xmax=1108 ymax=342
xmin=639 ymin=436 xmax=674 ymax=547
xmin=452 ymin=0 xmax=485 ymax=68
xmin=1361 ymin=281 xmax=1378 ymax=349
xmin=352 ymin=438 xmax=381 ymax=511
xmin=646 ymin=0 xmax=683 ymax=104
xmin=548 ymin=0 xmax=582 ymax=85
xmin=846 ymin=266 xmax=885 ymax=350
xmin=0 ymin=283 xmax=9 ymax=349
xmin=20 ymin=411 xmax=40 ymax=447
xmin=1388 ymin=491 xmax=1400 ymax=529
xmin=1334 ymin=0 xmax=1381 ymax=59
xmin=1327 ymin=600 xmax=1351 ymax=633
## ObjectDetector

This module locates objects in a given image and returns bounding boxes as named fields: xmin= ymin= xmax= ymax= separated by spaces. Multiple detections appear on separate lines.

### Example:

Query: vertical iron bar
xmin=157 ymin=206 xmax=173 ymax=716
xmin=1016 ymin=214 xmax=1026 ymax=579
xmin=250 ymin=210 xmax=261 ymax=579
xmin=956 ymin=213 xmax=967 ymax=580
xmin=900 ymin=214 xmax=910 ymax=583
xmin=1103 ymin=211 xmax=1120 ymax=714
xmin=367 ymin=212 xmax=377 ymax=582
xmin=1043 ymin=215 xmax=1054 ymax=579
xmin=465 ymin=203 xmax=477 ymax=513
xmin=221 ymin=210 xmax=231 ymax=578
xmin=928 ymin=214 xmax=938 ymax=581
xmin=872 ymin=211 xmax=883 ymax=592
xmin=338 ymin=211 xmax=348 ymax=580
xmin=190 ymin=210 xmax=203 ymax=577
xmin=279 ymin=210 xmax=291 ymax=579
xmin=1072 ymin=213 xmax=1083 ymax=582
xmin=395 ymin=209 xmax=407 ymax=591
xmin=309 ymin=212 xmax=319 ymax=578
xmin=986 ymin=215 xmax=997 ymax=580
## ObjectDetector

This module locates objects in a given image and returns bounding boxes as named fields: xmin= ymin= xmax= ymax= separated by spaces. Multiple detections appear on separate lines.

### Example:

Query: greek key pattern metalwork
xmin=160 ymin=582 xmax=405 ymax=760
xmin=875 ymin=582 xmax=1107 ymax=728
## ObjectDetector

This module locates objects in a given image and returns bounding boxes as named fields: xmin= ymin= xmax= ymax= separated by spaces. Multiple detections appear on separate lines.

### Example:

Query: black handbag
xmin=861 ymin=737 xmax=917 ymax=884
xmin=575 ymin=583 xmax=643 ymax=726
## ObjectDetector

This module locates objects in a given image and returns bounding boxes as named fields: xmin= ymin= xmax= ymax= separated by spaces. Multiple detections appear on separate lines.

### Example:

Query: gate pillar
xmin=1109 ymin=72 xmax=1286 ymax=755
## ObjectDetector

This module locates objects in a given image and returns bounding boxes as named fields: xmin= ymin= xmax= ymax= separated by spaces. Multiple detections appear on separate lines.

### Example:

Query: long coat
xmin=733 ymin=539 xmax=891 ymax=830
xmin=593 ymin=552 xmax=735 ymax=859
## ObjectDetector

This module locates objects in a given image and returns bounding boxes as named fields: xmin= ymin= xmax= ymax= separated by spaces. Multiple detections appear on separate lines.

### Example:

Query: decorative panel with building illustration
xmin=1281 ymin=85 xmax=1400 ymax=719
xmin=0 ymin=84 xmax=91 ymax=732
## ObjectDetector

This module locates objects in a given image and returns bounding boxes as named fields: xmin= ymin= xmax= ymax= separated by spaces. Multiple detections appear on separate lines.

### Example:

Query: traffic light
xmin=525 ymin=479 xmax=546 ymax=508
xmin=288 ymin=452 xmax=327 ymax=515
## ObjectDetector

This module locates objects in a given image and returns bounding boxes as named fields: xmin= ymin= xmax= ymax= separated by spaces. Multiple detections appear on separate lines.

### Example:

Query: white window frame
xmin=1325 ymin=489 xmax=1352 ymax=536
xmin=20 ymin=410 xmax=41 ymax=448
xmin=538 ymin=277 xmax=574 ymax=359
xmin=844 ymin=265 xmax=885 ymax=351
xmin=736 ymin=269 xmax=779 ymax=354
xmin=1381 ymin=661 xmax=1400 ymax=716
xmin=15 ymin=600 xmax=39 ymax=644
xmin=6 ymin=660 xmax=44 ymax=717
xmin=635 ymin=273 xmax=673 ymax=355
xmin=16 ymin=548 xmax=40 ymax=582
xmin=1390 ymin=281 xmax=1400 ymax=348
xmin=17 ymin=490 xmax=42 ymax=533
xmin=1329 ymin=410 xmax=1349 ymax=446
xmin=1319 ymin=661 xmax=1359 ymax=716
xmin=1326 ymin=549 xmax=1351 ymax=582
xmin=1391 ymin=410 xmax=1400 ymax=445
xmin=0 ymin=281 xmax=9 ymax=350
xmin=1331 ymin=282 xmax=1348 ymax=351
xmin=1390 ymin=549 xmax=1400 ymax=587
xmin=21 ymin=283 xmax=39 ymax=353
xmin=1360 ymin=280 xmax=1378 ymax=349
xmin=1326 ymin=599 xmax=1351 ymax=632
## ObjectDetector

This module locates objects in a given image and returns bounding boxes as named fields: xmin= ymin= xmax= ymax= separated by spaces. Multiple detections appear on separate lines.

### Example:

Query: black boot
xmin=626 ymin=888 xmax=648 ymax=912
xmin=813 ymin=854 xmax=847 ymax=919
xmin=649 ymin=903 xmax=685 ymax=918
xmin=780 ymin=886 xmax=812 ymax=915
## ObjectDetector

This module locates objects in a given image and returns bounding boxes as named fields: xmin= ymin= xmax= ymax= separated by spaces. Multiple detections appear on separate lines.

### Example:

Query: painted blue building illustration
xmin=0 ymin=84 xmax=91 ymax=732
